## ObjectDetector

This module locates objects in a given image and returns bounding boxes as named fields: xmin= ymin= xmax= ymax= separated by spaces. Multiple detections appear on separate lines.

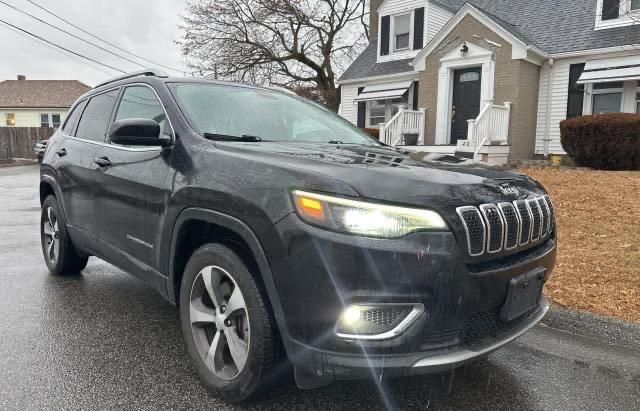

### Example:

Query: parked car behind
xmin=34 ymin=140 xmax=48 ymax=163
xmin=39 ymin=70 xmax=557 ymax=402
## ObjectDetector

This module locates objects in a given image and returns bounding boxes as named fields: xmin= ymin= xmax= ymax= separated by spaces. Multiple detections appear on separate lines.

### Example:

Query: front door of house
xmin=451 ymin=67 xmax=482 ymax=144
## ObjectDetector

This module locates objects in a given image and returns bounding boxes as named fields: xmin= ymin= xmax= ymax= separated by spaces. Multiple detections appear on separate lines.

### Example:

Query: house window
xmin=592 ymin=82 xmax=623 ymax=114
xmin=367 ymin=94 xmax=410 ymax=127
xmin=6 ymin=113 xmax=15 ymax=126
xmin=632 ymin=0 xmax=640 ymax=10
xmin=51 ymin=114 xmax=61 ymax=128
xmin=40 ymin=114 xmax=50 ymax=127
xmin=368 ymin=100 xmax=386 ymax=126
xmin=393 ymin=14 xmax=411 ymax=50
xmin=567 ymin=64 xmax=585 ymax=118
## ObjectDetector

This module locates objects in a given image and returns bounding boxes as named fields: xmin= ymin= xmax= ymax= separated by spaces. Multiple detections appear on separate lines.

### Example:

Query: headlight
xmin=292 ymin=190 xmax=448 ymax=238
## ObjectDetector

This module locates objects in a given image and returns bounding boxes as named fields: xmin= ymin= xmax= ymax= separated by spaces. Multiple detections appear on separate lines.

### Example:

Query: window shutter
xmin=601 ymin=0 xmax=620 ymax=20
xmin=566 ymin=64 xmax=585 ymax=119
xmin=413 ymin=8 xmax=425 ymax=50
xmin=380 ymin=15 xmax=390 ymax=56
xmin=357 ymin=87 xmax=366 ymax=128
xmin=412 ymin=81 xmax=419 ymax=110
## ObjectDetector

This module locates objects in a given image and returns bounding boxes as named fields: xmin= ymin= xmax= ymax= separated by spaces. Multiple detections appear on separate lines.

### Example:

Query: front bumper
xmin=260 ymin=213 xmax=556 ymax=382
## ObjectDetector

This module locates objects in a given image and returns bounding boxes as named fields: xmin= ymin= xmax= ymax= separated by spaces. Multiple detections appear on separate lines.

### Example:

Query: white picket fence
xmin=380 ymin=108 xmax=426 ymax=146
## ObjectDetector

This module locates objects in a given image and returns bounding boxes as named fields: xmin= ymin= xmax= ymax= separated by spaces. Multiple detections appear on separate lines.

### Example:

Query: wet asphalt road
xmin=0 ymin=164 xmax=639 ymax=410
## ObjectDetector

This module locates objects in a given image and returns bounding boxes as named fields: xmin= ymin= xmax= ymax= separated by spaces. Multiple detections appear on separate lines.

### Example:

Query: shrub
xmin=362 ymin=127 xmax=380 ymax=140
xmin=560 ymin=113 xmax=640 ymax=170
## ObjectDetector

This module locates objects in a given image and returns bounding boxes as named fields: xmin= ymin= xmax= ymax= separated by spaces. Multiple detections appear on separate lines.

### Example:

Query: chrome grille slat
xmin=514 ymin=200 xmax=532 ymax=246
xmin=479 ymin=204 xmax=504 ymax=253
xmin=457 ymin=196 xmax=555 ymax=257
xmin=498 ymin=202 xmax=519 ymax=250
xmin=537 ymin=197 xmax=550 ymax=236
xmin=526 ymin=199 xmax=542 ymax=242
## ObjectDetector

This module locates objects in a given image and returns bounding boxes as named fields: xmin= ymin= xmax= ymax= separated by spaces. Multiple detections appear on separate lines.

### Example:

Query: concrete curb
xmin=541 ymin=304 xmax=640 ymax=351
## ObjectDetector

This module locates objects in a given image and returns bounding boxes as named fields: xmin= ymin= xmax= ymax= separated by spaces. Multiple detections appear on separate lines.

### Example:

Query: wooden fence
xmin=0 ymin=127 xmax=55 ymax=160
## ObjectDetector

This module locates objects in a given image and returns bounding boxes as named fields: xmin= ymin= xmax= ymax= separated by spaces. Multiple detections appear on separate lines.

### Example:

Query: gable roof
xmin=436 ymin=0 xmax=640 ymax=54
xmin=339 ymin=39 xmax=415 ymax=82
xmin=0 ymin=79 xmax=91 ymax=108
xmin=340 ymin=0 xmax=640 ymax=82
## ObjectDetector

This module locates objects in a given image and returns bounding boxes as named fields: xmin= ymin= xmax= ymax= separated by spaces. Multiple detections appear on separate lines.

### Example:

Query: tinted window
xmin=114 ymin=86 xmax=168 ymax=138
xmin=61 ymin=100 xmax=87 ymax=135
xmin=76 ymin=90 xmax=119 ymax=142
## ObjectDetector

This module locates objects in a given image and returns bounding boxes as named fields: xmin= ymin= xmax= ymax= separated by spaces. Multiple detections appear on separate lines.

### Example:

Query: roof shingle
xmin=0 ymin=79 xmax=90 ymax=108
xmin=341 ymin=0 xmax=640 ymax=81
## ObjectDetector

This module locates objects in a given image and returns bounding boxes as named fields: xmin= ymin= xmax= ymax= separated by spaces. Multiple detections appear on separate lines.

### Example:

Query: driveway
xmin=1 ymin=165 xmax=639 ymax=410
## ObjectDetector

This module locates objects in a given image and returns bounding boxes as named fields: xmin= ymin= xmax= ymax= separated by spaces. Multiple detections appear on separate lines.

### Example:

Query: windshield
xmin=169 ymin=82 xmax=379 ymax=145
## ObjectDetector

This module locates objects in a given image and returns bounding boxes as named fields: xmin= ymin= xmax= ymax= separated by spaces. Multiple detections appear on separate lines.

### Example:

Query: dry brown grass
xmin=520 ymin=168 xmax=640 ymax=323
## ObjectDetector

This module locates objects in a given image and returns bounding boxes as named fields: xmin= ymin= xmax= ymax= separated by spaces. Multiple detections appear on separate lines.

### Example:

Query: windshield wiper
xmin=327 ymin=140 xmax=344 ymax=144
xmin=203 ymin=133 xmax=264 ymax=142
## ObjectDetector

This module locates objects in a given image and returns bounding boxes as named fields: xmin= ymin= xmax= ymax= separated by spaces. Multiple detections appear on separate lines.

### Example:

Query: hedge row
xmin=560 ymin=113 xmax=640 ymax=170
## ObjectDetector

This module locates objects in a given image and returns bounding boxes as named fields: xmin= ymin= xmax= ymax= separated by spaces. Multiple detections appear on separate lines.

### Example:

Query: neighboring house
xmin=0 ymin=75 xmax=90 ymax=128
xmin=338 ymin=0 xmax=640 ymax=165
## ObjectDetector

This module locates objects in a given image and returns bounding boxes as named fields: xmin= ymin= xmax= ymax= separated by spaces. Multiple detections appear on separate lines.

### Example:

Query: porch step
xmin=454 ymin=151 xmax=474 ymax=159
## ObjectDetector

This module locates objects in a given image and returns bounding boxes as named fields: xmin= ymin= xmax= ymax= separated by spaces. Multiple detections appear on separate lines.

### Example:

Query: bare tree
xmin=179 ymin=0 xmax=369 ymax=111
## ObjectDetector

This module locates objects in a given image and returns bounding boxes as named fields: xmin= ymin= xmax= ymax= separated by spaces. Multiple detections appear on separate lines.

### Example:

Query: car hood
xmin=215 ymin=142 xmax=546 ymax=208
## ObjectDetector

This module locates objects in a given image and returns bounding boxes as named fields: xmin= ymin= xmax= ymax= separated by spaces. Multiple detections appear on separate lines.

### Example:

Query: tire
xmin=40 ymin=195 xmax=89 ymax=276
xmin=179 ymin=243 xmax=279 ymax=403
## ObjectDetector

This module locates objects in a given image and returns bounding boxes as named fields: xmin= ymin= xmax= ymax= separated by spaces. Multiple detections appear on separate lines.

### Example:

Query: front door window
xmin=451 ymin=67 xmax=482 ymax=144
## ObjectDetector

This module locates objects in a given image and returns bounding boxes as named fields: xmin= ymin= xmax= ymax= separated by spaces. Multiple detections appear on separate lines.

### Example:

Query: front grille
xmin=457 ymin=196 xmax=555 ymax=257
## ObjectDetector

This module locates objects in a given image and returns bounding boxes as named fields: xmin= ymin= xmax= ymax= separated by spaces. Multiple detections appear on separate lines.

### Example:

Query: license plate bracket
xmin=500 ymin=268 xmax=545 ymax=322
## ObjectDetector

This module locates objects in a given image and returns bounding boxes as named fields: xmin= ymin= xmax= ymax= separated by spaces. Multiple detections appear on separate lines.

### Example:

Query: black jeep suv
xmin=39 ymin=69 xmax=556 ymax=402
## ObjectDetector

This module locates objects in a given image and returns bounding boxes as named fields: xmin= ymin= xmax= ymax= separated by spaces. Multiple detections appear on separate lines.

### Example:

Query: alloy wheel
xmin=189 ymin=265 xmax=250 ymax=380
xmin=42 ymin=207 xmax=60 ymax=265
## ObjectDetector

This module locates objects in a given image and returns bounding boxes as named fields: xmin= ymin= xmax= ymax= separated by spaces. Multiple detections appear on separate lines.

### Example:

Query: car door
xmin=93 ymin=84 xmax=174 ymax=293
xmin=54 ymin=89 xmax=119 ymax=252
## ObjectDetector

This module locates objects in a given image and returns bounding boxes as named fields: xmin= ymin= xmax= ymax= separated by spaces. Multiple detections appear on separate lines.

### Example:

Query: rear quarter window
xmin=61 ymin=100 xmax=87 ymax=136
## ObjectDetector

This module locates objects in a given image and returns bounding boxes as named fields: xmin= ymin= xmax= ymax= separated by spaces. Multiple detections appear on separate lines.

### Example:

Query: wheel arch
xmin=39 ymin=175 xmax=67 ymax=220
xmin=168 ymin=208 xmax=292 ymax=344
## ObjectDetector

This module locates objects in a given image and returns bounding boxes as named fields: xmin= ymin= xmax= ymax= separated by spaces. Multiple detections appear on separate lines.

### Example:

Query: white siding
xmin=0 ymin=109 xmax=68 ymax=128
xmin=340 ymin=83 xmax=363 ymax=125
xmin=535 ymin=50 xmax=640 ymax=155
xmin=377 ymin=0 xmax=428 ymax=62
xmin=425 ymin=1 xmax=454 ymax=45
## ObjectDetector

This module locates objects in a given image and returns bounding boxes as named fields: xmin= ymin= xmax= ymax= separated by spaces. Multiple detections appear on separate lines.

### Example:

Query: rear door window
xmin=75 ymin=89 xmax=119 ymax=143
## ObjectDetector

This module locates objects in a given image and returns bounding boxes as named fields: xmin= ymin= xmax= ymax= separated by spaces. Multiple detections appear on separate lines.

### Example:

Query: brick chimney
xmin=369 ymin=0 xmax=385 ymax=40
xmin=17 ymin=75 xmax=26 ymax=81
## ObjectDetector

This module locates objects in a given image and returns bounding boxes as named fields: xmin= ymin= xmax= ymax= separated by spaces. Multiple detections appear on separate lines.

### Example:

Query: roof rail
xmin=94 ymin=68 xmax=169 ymax=89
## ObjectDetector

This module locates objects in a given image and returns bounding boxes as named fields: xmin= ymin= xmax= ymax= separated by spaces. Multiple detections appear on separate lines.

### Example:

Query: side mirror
xmin=109 ymin=118 xmax=171 ymax=146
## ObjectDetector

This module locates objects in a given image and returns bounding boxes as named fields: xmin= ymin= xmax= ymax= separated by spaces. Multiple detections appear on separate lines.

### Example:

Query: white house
xmin=0 ymin=75 xmax=90 ymax=128
xmin=338 ymin=0 xmax=640 ymax=165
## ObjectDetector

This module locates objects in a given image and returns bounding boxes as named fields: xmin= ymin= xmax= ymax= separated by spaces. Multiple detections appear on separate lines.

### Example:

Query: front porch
xmin=378 ymin=101 xmax=512 ymax=166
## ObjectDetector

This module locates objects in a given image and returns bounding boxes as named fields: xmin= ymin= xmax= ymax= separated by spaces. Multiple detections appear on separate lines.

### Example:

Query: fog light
xmin=336 ymin=304 xmax=422 ymax=338
xmin=341 ymin=306 xmax=362 ymax=325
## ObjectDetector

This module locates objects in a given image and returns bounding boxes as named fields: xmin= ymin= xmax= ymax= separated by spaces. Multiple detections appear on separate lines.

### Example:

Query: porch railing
xmin=380 ymin=108 xmax=426 ymax=146
xmin=460 ymin=102 xmax=511 ymax=158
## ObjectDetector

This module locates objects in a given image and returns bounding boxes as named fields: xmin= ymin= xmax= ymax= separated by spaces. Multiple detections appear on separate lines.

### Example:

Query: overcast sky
xmin=0 ymin=0 xmax=190 ymax=86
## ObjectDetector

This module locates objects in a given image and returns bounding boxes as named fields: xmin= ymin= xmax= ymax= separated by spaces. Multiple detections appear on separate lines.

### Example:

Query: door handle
xmin=94 ymin=156 xmax=112 ymax=167
xmin=56 ymin=148 xmax=67 ymax=157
